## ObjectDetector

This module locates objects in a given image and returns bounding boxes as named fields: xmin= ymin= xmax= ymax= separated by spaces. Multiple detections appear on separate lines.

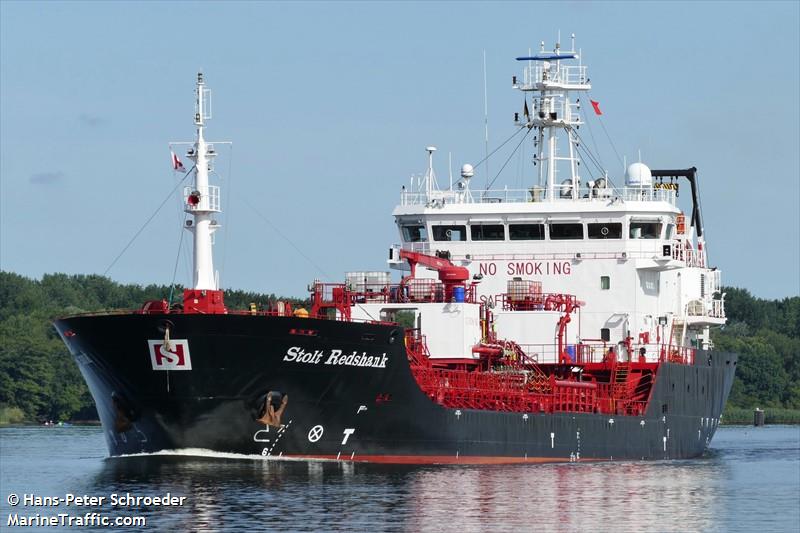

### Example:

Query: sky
xmin=1 ymin=1 xmax=798 ymax=300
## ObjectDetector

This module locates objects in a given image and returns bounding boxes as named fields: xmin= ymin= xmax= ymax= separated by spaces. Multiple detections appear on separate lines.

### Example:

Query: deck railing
xmin=183 ymin=185 xmax=221 ymax=212
xmin=400 ymin=185 xmax=676 ymax=206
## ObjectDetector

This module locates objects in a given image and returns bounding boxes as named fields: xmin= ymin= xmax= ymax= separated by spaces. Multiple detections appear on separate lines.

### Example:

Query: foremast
xmin=182 ymin=73 xmax=226 ymax=313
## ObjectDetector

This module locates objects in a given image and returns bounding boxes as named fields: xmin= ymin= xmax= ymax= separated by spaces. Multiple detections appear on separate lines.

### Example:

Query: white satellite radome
xmin=625 ymin=162 xmax=653 ymax=187
xmin=426 ymin=146 xmax=437 ymax=153
xmin=461 ymin=163 xmax=474 ymax=179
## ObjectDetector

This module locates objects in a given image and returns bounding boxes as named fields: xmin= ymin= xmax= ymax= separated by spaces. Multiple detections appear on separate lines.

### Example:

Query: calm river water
xmin=1 ymin=425 xmax=798 ymax=532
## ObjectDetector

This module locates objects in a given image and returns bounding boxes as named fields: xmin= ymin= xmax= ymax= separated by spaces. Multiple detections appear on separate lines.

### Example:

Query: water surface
xmin=1 ymin=425 xmax=798 ymax=532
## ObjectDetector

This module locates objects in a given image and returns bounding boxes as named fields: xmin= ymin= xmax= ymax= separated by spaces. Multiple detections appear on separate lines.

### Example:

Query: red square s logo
xmin=148 ymin=340 xmax=192 ymax=370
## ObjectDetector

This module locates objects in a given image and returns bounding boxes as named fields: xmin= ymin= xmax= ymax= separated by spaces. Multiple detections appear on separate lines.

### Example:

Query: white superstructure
xmin=351 ymin=37 xmax=726 ymax=363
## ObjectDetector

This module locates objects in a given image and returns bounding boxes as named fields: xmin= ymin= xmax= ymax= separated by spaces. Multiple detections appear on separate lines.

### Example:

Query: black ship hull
xmin=55 ymin=314 xmax=737 ymax=463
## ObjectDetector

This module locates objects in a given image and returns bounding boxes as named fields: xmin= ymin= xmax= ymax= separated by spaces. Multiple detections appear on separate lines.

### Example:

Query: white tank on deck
xmin=345 ymin=271 xmax=390 ymax=295
xmin=625 ymin=162 xmax=653 ymax=187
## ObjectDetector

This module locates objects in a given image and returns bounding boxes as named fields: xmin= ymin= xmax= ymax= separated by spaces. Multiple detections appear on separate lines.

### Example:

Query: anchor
xmin=257 ymin=391 xmax=288 ymax=428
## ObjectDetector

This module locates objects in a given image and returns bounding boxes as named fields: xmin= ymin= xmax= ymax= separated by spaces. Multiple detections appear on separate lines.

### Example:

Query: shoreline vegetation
xmin=1 ymin=272 xmax=798 ymax=426
xmin=721 ymin=406 xmax=800 ymax=425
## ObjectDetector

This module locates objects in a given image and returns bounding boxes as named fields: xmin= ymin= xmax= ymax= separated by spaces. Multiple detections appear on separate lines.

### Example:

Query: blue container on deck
xmin=453 ymin=286 xmax=465 ymax=302
xmin=565 ymin=345 xmax=576 ymax=362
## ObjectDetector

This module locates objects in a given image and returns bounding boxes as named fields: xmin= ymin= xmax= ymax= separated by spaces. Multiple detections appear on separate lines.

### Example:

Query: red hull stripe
xmin=283 ymin=454 xmax=608 ymax=465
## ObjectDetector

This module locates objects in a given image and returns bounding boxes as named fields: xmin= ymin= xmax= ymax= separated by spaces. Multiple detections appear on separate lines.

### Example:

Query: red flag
xmin=171 ymin=150 xmax=185 ymax=172
xmin=590 ymin=100 xmax=603 ymax=116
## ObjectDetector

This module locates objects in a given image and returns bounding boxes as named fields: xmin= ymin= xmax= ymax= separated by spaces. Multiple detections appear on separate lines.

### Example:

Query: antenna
xmin=448 ymin=151 xmax=453 ymax=190
xmin=483 ymin=50 xmax=489 ymax=189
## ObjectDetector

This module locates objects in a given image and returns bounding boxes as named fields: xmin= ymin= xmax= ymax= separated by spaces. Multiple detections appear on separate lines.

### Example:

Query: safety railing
xmin=400 ymin=185 xmax=676 ymax=206
xmin=595 ymin=383 xmax=649 ymax=416
xmin=408 ymin=364 xmax=649 ymax=416
xmin=671 ymin=239 xmax=705 ymax=267
xmin=495 ymin=292 xmax=579 ymax=312
xmin=686 ymin=298 xmax=726 ymax=320
xmin=710 ymin=298 xmax=726 ymax=318
xmin=399 ymin=246 xmax=664 ymax=263
xmin=407 ymin=341 xmax=697 ymax=367
xmin=509 ymin=342 xmax=696 ymax=366
xmin=183 ymin=185 xmax=220 ymax=212
xmin=518 ymin=64 xmax=588 ymax=87
xmin=310 ymin=281 xmax=478 ymax=307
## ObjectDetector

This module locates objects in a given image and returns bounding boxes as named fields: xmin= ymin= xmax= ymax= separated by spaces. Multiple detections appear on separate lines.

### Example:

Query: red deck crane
xmin=398 ymin=250 xmax=471 ymax=302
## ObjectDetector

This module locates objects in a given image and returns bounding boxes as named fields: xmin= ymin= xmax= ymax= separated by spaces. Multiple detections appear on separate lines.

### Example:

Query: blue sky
xmin=1 ymin=1 xmax=798 ymax=299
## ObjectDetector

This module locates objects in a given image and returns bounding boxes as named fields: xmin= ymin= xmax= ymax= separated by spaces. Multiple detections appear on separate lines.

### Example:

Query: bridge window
xmin=432 ymin=225 xmax=466 ymax=241
xmin=549 ymin=223 xmax=583 ymax=240
xmin=588 ymin=223 xmax=622 ymax=239
xmin=630 ymin=221 xmax=662 ymax=239
xmin=471 ymin=224 xmax=505 ymax=241
xmin=401 ymin=225 xmax=428 ymax=242
xmin=509 ymin=223 xmax=545 ymax=240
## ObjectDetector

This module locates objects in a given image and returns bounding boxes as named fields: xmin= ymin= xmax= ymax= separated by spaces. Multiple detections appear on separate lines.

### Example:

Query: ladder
xmin=612 ymin=362 xmax=630 ymax=398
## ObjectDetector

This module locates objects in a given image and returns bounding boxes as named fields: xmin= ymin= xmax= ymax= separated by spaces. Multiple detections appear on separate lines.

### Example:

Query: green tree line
xmin=0 ymin=272 xmax=797 ymax=423
xmin=713 ymin=287 xmax=800 ymax=411
xmin=0 ymin=271 xmax=308 ymax=423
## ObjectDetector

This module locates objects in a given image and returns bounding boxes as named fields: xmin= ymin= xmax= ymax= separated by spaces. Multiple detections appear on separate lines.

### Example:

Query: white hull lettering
xmin=283 ymin=346 xmax=325 ymax=364
xmin=286 ymin=347 xmax=387 ymax=369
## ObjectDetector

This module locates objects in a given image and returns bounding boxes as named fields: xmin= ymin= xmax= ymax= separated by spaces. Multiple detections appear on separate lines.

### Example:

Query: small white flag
xmin=171 ymin=150 xmax=185 ymax=172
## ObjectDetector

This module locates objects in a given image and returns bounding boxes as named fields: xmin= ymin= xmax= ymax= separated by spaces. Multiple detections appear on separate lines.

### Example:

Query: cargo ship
xmin=55 ymin=38 xmax=737 ymax=463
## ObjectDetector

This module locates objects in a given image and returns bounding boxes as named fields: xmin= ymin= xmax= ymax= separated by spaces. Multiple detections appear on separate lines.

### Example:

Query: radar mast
xmin=514 ymin=34 xmax=590 ymax=202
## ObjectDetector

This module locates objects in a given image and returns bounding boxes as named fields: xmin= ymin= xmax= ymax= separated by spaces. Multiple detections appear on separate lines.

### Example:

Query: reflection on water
xmin=1 ymin=426 xmax=798 ymax=532
xmin=405 ymin=459 xmax=730 ymax=532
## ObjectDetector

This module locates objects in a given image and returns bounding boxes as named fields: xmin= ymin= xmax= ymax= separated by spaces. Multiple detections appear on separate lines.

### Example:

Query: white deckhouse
xmin=350 ymin=37 xmax=725 ymax=364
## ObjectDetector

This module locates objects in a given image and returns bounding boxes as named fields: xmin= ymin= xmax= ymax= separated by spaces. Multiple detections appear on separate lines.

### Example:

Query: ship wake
xmin=109 ymin=448 xmax=337 ymax=462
